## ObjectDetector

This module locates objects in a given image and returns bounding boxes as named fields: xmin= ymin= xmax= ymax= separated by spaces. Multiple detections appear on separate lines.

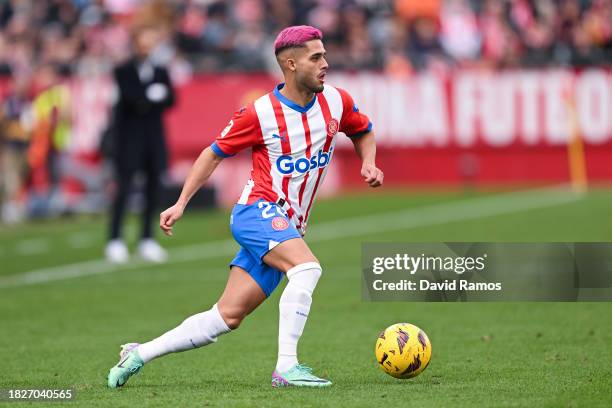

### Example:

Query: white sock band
xmin=276 ymin=262 xmax=322 ymax=372
xmin=138 ymin=303 xmax=231 ymax=363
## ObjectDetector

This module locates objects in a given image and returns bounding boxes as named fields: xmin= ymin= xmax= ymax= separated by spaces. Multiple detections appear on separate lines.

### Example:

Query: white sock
xmin=276 ymin=262 xmax=322 ymax=373
xmin=137 ymin=303 xmax=231 ymax=363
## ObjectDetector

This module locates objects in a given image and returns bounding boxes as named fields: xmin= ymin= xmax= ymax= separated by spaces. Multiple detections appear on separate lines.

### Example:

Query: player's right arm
xmin=160 ymin=105 xmax=258 ymax=236
xmin=160 ymin=147 xmax=223 ymax=236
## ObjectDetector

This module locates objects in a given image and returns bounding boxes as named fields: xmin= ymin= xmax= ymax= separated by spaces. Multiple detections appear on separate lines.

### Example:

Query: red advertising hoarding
xmin=3 ymin=69 xmax=610 ymax=205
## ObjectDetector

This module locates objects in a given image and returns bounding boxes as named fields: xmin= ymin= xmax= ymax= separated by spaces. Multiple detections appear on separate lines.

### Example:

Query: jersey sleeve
xmin=337 ymin=87 xmax=373 ymax=138
xmin=210 ymin=105 xmax=259 ymax=158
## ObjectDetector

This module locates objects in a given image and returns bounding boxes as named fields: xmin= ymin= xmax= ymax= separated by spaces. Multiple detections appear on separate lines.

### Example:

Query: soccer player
xmin=107 ymin=25 xmax=383 ymax=388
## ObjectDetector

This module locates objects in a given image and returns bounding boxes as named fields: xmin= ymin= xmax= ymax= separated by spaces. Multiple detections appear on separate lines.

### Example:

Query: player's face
xmin=295 ymin=40 xmax=328 ymax=93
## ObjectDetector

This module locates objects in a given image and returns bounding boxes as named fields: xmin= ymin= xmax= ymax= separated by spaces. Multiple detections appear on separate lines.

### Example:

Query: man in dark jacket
xmin=106 ymin=26 xmax=175 ymax=263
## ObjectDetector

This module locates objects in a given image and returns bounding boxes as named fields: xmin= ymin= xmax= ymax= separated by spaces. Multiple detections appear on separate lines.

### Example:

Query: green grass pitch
xmin=1 ymin=187 xmax=611 ymax=407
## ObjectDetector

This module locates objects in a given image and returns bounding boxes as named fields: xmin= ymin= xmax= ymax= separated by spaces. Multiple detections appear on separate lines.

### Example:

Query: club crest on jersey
xmin=271 ymin=216 xmax=289 ymax=231
xmin=327 ymin=118 xmax=339 ymax=137
xmin=276 ymin=147 xmax=334 ymax=175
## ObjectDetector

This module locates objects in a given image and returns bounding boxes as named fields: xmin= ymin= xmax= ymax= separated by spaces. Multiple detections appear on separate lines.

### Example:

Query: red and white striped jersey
xmin=211 ymin=83 xmax=372 ymax=233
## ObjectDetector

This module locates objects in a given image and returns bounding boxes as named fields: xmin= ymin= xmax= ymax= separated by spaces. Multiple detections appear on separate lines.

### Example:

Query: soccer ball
xmin=375 ymin=323 xmax=432 ymax=379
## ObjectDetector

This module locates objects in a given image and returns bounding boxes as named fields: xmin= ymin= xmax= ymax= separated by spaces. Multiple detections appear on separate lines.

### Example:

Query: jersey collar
xmin=273 ymin=83 xmax=317 ymax=113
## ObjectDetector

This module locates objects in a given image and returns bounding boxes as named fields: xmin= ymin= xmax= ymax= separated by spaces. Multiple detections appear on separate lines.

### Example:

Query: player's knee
xmin=220 ymin=313 xmax=243 ymax=330
xmin=313 ymin=256 xmax=320 ymax=267
xmin=309 ymin=262 xmax=323 ymax=281
xmin=288 ymin=261 xmax=322 ymax=277
xmin=223 ymin=315 xmax=243 ymax=330
xmin=286 ymin=262 xmax=322 ymax=292
xmin=300 ymin=254 xmax=319 ymax=267
xmin=217 ymin=305 xmax=247 ymax=330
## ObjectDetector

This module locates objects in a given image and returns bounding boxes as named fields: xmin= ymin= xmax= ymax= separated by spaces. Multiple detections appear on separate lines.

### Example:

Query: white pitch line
xmin=0 ymin=240 xmax=239 ymax=288
xmin=8 ymin=225 xmax=130 ymax=258
xmin=65 ymin=231 xmax=100 ymax=249
xmin=0 ymin=186 xmax=580 ymax=289
xmin=307 ymin=185 xmax=579 ymax=241
xmin=13 ymin=238 xmax=51 ymax=256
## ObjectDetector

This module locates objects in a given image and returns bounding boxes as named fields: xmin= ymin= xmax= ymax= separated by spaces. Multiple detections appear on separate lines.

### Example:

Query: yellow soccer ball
xmin=375 ymin=323 xmax=432 ymax=379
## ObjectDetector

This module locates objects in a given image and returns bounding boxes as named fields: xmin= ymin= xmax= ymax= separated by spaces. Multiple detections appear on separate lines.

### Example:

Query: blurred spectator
xmin=407 ymin=17 xmax=449 ymax=71
xmin=200 ymin=2 xmax=235 ymax=70
xmin=0 ymin=75 xmax=32 ymax=224
xmin=439 ymin=0 xmax=481 ymax=62
xmin=28 ymin=64 xmax=72 ymax=217
xmin=342 ymin=5 xmax=378 ymax=69
xmin=105 ymin=25 xmax=175 ymax=264
xmin=479 ymin=0 xmax=521 ymax=67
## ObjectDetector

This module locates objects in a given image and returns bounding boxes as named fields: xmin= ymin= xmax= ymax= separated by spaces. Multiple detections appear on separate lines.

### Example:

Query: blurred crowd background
xmin=1 ymin=0 xmax=611 ymax=224
xmin=0 ymin=0 xmax=611 ymax=76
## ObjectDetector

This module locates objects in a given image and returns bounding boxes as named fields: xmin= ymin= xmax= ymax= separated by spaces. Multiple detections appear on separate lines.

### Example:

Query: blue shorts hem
xmin=230 ymin=248 xmax=284 ymax=297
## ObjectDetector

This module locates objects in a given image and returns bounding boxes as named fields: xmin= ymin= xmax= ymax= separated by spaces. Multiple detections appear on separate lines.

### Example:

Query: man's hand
xmin=361 ymin=163 xmax=384 ymax=187
xmin=160 ymin=203 xmax=185 ymax=236
xmin=158 ymin=146 xmax=224 ymax=237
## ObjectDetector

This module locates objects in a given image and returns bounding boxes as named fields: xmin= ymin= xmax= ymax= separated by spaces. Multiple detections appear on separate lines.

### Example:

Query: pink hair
xmin=273 ymin=25 xmax=323 ymax=55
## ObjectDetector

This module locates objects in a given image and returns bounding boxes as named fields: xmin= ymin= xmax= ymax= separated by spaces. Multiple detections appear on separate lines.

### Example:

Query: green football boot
xmin=271 ymin=364 xmax=332 ymax=388
xmin=107 ymin=343 xmax=144 ymax=388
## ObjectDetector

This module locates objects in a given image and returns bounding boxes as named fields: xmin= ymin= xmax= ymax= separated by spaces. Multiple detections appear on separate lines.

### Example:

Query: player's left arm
xmin=337 ymin=87 xmax=383 ymax=188
xmin=351 ymin=131 xmax=383 ymax=188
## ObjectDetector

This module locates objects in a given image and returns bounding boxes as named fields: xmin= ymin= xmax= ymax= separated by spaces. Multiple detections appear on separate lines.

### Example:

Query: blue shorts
xmin=229 ymin=199 xmax=301 ymax=297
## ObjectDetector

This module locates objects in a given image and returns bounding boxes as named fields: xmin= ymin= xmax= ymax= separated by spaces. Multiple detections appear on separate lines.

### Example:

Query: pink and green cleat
xmin=107 ymin=343 xmax=144 ymax=388
xmin=271 ymin=364 xmax=332 ymax=388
